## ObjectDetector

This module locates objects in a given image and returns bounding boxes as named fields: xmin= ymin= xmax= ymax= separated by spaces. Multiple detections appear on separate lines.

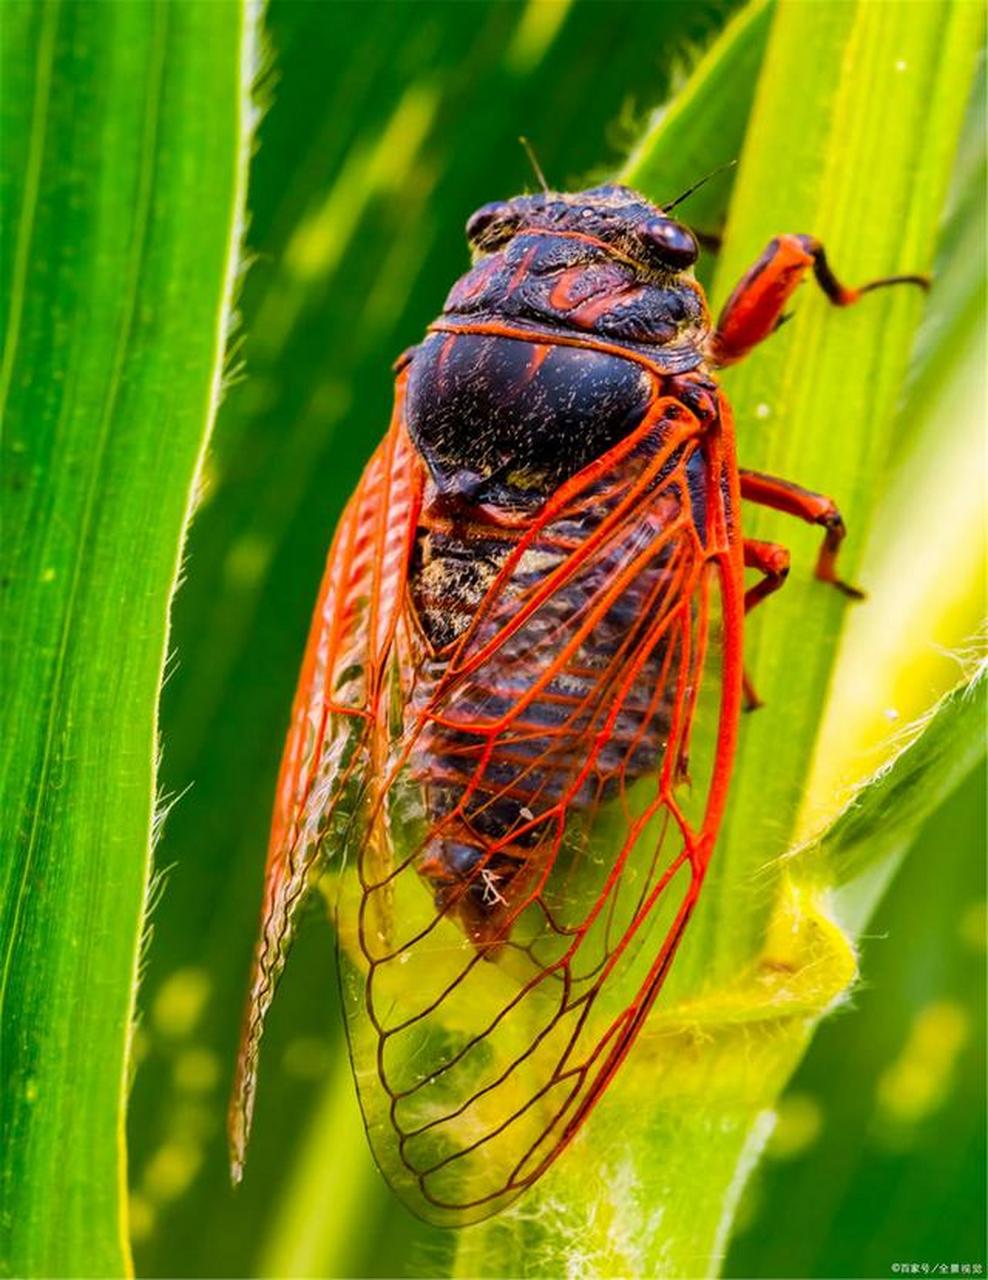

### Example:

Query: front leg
xmin=740 ymin=468 xmax=863 ymax=599
xmin=708 ymin=234 xmax=928 ymax=367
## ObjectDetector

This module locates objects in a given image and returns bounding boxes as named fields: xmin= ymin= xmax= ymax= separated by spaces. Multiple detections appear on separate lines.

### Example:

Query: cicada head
xmin=451 ymin=184 xmax=709 ymax=353
xmin=466 ymin=184 xmax=699 ymax=270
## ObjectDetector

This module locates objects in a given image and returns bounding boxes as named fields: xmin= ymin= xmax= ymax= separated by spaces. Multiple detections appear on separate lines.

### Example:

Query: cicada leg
xmin=742 ymin=537 xmax=791 ymax=613
xmin=741 ymin=537 xmax=790 ymax=710
xmin=739 ymin=469 xmax=863 ymax=599
xmin=739 ymin=470 xmax=865 ymax=708
xmin=708 ymin=233 xmax=929 ymax=367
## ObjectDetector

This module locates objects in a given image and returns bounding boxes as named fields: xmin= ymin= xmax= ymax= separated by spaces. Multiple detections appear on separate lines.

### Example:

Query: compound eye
xmin=466 ymin=201 xmax=517 ymax=249
xmin=642 ymin=217 xmax=698 ymax=269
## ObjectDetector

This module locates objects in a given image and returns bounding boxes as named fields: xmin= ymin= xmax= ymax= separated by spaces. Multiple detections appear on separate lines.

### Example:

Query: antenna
xmin=519 ymin=136 xmax=550 ymax=194
xmin=663 ymin=160 xmax=737 ymax=213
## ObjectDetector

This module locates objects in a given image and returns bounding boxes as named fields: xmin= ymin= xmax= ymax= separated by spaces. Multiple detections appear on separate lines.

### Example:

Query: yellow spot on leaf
xmin=767 ymin=1092 xmax=823 ymax=1160
xmin=151 ymin=968 xmax=211 ymax=1039
xmin=128 ymin=1193 xmax=156 ymax=1242
xmin=285 ymin=85 xmax=438 ymax=283
xmin=958 ymin=899 xmax=986 ymax=953
xmin=876 ymin=1000 xmax=969 ymax=1128
xmin=505 ymin=0 xmax=573 ymax=76
xmin=224 ymin=532 xmax=271 ymax=588
xmin=142 ymin=1140 xmax=204 ymax=1202
xmin=173 ymin=1047 xmax=220 ymax=1093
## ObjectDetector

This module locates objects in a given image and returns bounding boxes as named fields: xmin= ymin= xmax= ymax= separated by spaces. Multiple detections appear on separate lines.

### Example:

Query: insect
xmin=228 ymin=180 xmax=926 ymax=1225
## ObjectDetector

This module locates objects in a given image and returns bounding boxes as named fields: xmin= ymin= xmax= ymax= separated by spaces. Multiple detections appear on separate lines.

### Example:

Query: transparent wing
xmin=337 ymin=390 xmax=743 ymax=1224
xmin=229 ymin=390 xmax=422 ymax=1176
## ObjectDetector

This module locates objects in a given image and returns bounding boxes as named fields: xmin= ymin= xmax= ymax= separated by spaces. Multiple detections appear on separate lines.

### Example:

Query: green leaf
xmin=795 ymin=663 xmax=986 ymax=906
xmin=0 ymin=3 xmax=255 ymax=1274
xmin=620 ymin=0 xmax=774 ymax=238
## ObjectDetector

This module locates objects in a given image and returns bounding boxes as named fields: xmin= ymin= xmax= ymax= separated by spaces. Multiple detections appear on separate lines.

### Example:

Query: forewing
xmin=230 ymin=394 xmax=421 ymax=1175
xmin=336 ymin=391 xmax=743 ymax=1224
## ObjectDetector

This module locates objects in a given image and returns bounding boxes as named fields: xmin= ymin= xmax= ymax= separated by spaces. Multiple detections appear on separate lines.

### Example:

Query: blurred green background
xmin=126 ymin=3 xmax=985 ymax=1277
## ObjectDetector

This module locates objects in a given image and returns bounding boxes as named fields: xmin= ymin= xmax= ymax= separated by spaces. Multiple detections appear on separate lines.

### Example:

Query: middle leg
xmin=740 ymin=468 xmax=864 ymax=599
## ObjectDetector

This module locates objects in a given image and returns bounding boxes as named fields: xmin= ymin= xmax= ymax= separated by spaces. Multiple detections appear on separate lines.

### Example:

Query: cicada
xmin=229 ymin=182 xmax=925 ymax=1225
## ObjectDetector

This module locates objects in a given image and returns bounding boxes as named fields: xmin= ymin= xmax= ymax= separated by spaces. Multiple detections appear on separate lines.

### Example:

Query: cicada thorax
xmin=400 ymin=327 xmax=719 ymax=951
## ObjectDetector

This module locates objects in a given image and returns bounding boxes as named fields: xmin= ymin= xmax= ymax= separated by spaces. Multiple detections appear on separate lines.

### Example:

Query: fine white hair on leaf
xmin=710 ymin=1108 xmax=777 ymax=1269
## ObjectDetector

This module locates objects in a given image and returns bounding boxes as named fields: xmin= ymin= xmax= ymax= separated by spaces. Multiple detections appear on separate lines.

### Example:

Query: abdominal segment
xmin=405 ymin=399 xmax=710 ymax=949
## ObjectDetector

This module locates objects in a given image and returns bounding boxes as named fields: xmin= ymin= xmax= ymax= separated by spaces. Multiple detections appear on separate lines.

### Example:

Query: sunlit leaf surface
xmin=1 ymin=3 xmax=253 ymax=1274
